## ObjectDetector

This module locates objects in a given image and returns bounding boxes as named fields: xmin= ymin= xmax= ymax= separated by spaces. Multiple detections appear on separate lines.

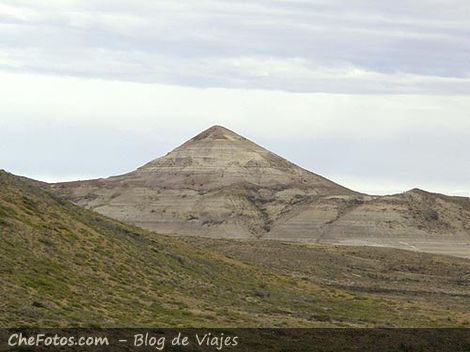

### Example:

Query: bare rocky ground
xmin=51 ymin=125 xmax=470 ymax=258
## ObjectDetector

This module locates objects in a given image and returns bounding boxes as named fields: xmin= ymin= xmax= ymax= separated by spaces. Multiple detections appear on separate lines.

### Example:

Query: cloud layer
xmin=1 ymin=0 xmax=470 ymax=93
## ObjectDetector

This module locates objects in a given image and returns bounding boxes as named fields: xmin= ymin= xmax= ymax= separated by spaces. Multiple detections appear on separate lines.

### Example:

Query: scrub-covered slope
xmin=184 ymin=237 xmax=470 ymax=324
xmin=1 ymin=170 xmax=469 ymax=327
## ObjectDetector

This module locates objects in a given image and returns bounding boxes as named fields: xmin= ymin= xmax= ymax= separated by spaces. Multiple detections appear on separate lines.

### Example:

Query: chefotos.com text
xmin=8 ymin=333 xmax=109 ymax=347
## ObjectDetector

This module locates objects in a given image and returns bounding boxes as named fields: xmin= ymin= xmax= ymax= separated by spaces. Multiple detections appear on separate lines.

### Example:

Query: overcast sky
xmin=0 ymin=0 xmax=469 ymax=196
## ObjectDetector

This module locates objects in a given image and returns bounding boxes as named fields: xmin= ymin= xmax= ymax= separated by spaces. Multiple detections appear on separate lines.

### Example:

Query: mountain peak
xmin=129 ymin=125 xmax=354 ymax=197
xmin=191 ymin=125 xmax=245 ymax=142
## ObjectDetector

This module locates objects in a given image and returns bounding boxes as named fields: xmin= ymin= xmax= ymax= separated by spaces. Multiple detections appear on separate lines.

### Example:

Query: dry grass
xmin=1 ymin=170 xmax=469 ymax=327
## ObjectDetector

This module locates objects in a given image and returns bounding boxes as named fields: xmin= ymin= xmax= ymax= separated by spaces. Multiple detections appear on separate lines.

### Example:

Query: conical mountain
xmin=126 ymin=125 xmax=353 ymax=194
xmin=51 ymin=126 xmax=470 ymax=257
xmin=52 ymin=125 xmax=352 ymax=237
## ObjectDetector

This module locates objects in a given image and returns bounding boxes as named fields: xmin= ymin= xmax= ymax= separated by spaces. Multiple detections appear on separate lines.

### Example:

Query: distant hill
xmin=1 ymin=170 xmax=469 ymax=327
xmin=51 ymin=125 xmax=470 ymax=258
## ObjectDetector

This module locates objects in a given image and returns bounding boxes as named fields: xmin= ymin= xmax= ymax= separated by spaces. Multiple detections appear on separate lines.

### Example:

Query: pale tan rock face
xmin=51 ymin=125 xmax=470 ymax=258
xmin=130 ymin=125 xmax=352 ymax=194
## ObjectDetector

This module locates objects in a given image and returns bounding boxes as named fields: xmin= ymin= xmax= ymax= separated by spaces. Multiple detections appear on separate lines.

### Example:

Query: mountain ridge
xmin=50 ymin=125 xmax=470 ymax=258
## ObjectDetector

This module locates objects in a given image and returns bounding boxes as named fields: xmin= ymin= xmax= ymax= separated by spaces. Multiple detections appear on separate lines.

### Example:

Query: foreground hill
xmin=52 ymin=125 xmax=470 ymax=257
xmin=1 ymin=170 xmax=469 ymax=327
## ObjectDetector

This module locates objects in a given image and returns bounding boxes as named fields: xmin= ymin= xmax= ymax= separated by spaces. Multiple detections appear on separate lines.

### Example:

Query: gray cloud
xmin=1 ymin=0 xmax=470 ymax=93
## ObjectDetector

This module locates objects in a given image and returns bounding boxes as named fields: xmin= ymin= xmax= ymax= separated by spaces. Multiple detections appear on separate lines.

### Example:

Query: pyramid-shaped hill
xmin=125 ymin=125 xmax=354 ymax=194
xmin=51 ymin=126 xmax=470 ymax=258
xmin=52 ymin=125 xmax=355 ymax=237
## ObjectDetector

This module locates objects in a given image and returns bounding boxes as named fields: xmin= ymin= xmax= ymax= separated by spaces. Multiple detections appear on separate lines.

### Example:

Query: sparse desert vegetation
xmin=1 ymin=170 xmax=469 ymax=327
